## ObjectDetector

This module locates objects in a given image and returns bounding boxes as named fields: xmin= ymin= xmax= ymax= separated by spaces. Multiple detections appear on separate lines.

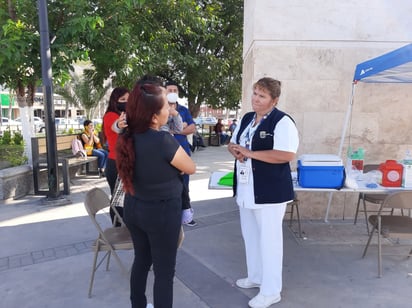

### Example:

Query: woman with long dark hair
xmin=102 ymin=87 xmax=130 ymax=193
xmin=117 ymin=78 xmax=195 ymax=308
xmin=102 ymin=87 xmax=129 ymax=223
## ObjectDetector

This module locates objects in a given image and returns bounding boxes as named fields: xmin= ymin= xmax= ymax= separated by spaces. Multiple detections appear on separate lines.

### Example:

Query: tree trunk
xmin=189 ymin=103 xmax=201 ymax=118
xmin=15 ymin=83 xmax=35 ymax=165
xmin=8 ymin=0 xmax=17 ymax=20
xmin=188 ymin=93 xmax=201 ymax=118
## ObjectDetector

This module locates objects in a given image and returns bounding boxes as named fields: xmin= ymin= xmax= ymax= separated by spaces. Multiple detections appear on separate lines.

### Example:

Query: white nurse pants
xmin=239 ymin=203 xmax=287 ymax=297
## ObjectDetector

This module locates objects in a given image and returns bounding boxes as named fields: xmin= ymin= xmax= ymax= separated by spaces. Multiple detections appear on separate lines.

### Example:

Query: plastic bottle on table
xmin=402 ymin=150 xmax=412 ymax=188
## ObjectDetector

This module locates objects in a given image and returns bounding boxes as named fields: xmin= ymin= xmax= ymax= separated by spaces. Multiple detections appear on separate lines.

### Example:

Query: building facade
xmin=242 ymin=1 xmax=412 ymax=218
xmin=1 ymin=92 xmax=85 ymax=122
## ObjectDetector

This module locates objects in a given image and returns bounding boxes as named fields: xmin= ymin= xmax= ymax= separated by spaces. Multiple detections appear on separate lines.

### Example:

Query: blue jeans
xmin=124 ymin=195 xmax=182 ymax=308
xmin=219 ymin=133 xmax=229 ymax=145
xmin=92 ymin=149 xmax=108 ymax=169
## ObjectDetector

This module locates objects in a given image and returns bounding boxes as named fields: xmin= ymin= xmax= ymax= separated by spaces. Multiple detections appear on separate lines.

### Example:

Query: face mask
xmin=167 ymin=93 xmax=178 ymax=103
xmin=116 ymin=102 xmax=126 ymax=112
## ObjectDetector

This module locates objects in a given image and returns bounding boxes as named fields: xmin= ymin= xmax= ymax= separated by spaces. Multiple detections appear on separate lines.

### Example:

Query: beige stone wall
xmin=242 ymin=1 xmax=412 ymax=219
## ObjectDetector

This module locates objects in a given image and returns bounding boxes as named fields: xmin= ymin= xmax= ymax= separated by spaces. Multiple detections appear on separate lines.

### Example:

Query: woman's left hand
xmin=228 ymin=143 xmax=249 ymax=162
xmin=235 ymin=144 xmax=252 ymax=159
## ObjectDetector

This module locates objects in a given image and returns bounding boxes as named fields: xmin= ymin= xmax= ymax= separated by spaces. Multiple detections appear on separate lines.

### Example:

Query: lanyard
xmin=244 ymin=108 xmax=275 ymax=146
xmin=243 ymin=108 xmax=274 ymax=160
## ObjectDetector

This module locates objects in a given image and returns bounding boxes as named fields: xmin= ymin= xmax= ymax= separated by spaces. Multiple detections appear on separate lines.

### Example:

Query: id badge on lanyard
xmin=238 ymin=122 xmax=254 ymax=183
xmin=238 ymin=164 xmax=250 ymax=184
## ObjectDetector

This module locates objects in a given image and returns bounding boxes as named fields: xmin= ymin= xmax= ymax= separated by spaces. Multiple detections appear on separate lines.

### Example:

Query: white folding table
xmin=209 ymin=171 xmax=410 ymax=222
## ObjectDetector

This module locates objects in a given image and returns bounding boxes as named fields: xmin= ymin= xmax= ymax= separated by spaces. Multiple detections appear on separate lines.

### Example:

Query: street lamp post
xmin=37 ymin=0 xmax=60 ymax=199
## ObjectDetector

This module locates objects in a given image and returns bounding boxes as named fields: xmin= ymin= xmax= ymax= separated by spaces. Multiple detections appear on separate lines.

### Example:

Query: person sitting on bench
xmin=81 ymin=120 xmax=108 ymax=176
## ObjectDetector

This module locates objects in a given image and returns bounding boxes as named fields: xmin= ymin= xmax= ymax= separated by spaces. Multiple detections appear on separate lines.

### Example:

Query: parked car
xmin=92 ymin=119 xmax=103 ymax=126
xmin=1 ymin=117 xmax=20 ymax=125
xmin=32 ymin=117 xmax=46 ymax=133
xmin=15 ymin=116 xmax=46 ymax=133
xmin=54 ymin=117 xmax=82 ymax=132
xmin=0 ymin=118 xmax=22 ymax=133
xmin=54 ymin=117 xmax=64 ymax=127
xmin=193 ymin=116 xmax=218 ymax=126
xmin=76 ymin=117 xmax=86 ymax=125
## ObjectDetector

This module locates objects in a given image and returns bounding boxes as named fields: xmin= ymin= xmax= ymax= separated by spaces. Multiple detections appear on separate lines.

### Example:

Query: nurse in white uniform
xmin=228 ymin=77 xmax=299 ymax=308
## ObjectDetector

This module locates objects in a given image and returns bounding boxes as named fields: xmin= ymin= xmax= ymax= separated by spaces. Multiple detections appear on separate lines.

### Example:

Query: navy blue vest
xmin=233 ymin=109 xmax=295 ymax=204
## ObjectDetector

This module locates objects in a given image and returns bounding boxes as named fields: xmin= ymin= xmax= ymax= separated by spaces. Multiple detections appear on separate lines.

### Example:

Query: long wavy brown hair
xmin=116 ymin=81 xmax=164 ymax=195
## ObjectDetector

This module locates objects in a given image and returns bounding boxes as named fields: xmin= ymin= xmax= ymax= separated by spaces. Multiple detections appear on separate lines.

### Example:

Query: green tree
xmin=55 ymin=75 xmax=109 ymax=120
xmin=0 ymin=0 xmax=243 ymax=119
xmin=78 ymin=0 xmax=243 ymax=117
xmin=155 ymin=0 xmax=243 ymax=116
xmin=0 ymin=0 xmax=104 ymax=106
xmin=0 ymin=4 xmax=40 ymax=108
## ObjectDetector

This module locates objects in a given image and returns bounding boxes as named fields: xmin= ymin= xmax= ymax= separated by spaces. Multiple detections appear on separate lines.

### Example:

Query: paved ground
xmin=1 ymin=146 xmax=412 ymax=308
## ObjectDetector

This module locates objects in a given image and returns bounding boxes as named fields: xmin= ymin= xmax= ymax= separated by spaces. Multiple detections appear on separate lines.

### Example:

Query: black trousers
xmin=106 ymin=158 xmax=118 ymax=194
xmin=181 ymin=179 xmax=191 ymax=210
xmin=106 ymin=158 xmax=124 ymax=225
xmin=124 ymin=195 xmax=181 ymax=308
xmin=178 ymin=173 xmax=191 ymax=210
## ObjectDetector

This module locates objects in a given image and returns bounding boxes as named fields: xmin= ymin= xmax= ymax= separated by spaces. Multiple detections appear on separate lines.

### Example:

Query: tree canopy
xmin=0 ymin=0 xmax=243 ymax=117
xmin=55 ymin=74 xmax=109 ymax=120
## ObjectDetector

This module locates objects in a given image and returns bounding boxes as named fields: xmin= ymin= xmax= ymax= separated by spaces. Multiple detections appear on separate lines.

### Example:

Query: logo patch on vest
xmin=259 ymin=131 xmax=273 ymax=138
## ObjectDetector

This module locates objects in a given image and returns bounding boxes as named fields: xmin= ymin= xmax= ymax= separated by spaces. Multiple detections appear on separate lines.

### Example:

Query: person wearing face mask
xmin=160 ymin=92 xmax=184 ymax=135
xmin=165 ymin=80 xmax=198 ymax=227
xmin=102 ymin=87 xmax=130 ymax=224
xmin=161 ymin=92 xmax=195 ymax=225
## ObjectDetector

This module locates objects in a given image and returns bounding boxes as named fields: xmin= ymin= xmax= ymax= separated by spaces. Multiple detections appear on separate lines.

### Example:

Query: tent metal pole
xmin=338 ymin=83 xmax=356 ymax=157
xmin=325 ymin=83 xmax=356 ymax=222
xmin=324 ymin=192 xmax=334 ymax=223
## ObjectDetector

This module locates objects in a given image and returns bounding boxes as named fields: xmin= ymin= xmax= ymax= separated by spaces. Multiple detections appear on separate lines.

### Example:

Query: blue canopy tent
xmin=353 ymin=43 xmax=412 ymax=83
xmin=324 ymin=43 xmax=412 ymax=222
xmin=338 ymin=43 xmax=412 ymax=157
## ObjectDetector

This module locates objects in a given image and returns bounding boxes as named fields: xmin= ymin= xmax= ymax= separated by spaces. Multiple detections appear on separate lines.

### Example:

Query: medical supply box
xmin=379 ymin=160 xmax=403 ymax=187
xmin=297 ymin=154 xmax=345 ymax=188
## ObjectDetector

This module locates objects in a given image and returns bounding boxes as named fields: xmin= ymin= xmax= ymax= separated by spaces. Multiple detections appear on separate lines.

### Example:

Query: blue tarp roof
xmin=353 ymin=43 xmax=412 ymax=83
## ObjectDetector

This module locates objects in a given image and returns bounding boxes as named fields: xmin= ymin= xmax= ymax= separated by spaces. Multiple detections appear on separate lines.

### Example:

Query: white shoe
xmin=146 ymin=304 xmax=154 ymax=308
xmin=248 ymin=293 xmax=281 ymax=308
xmin=235 ymin=278 xmax=260 ymax=289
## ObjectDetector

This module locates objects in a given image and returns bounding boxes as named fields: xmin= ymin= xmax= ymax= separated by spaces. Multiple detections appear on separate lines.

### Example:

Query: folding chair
xmin=354 ymin=164 xmax=390 ymax=234
xmin=286 ymin=194 xmax=303 ymax=238
xmin=362 ymin=191 xmax=412 ymax=277
xmin=84 ymin=187 xmax=133 ymax=297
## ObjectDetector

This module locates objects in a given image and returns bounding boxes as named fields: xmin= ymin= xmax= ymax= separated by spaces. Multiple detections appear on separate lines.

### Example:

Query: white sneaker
xmin=235 ymin=278 xmax=260 ymax=289
xmin=248 ymin=293 xmax=281 ymax=308
xmin=146 ymin=304 xmax=154 ymax=308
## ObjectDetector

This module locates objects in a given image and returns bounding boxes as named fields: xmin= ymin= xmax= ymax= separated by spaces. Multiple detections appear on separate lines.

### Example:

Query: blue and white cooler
xmin=297 ymin=154 xmax=345 ymax=188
